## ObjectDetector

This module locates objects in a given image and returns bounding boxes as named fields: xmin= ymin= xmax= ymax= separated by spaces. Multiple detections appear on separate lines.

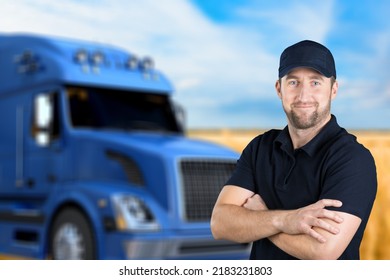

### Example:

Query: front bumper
xmin=104 ymin=231 xmax=251 ymax=260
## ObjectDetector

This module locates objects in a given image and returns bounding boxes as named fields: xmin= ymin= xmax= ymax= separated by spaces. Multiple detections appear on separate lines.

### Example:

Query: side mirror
xmin=173 ymin=101 xmax=186 ymax=133
xmin=34 ymin=94 xmax=53 ymax=146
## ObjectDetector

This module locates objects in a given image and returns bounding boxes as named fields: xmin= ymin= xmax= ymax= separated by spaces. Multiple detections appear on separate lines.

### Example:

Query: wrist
xmin=272 ymin=209 xmax=295 ymax=233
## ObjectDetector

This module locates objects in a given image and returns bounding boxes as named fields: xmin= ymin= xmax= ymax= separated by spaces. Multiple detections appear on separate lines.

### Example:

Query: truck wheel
xmin=50 ymin=208 xmax=96 ymax=259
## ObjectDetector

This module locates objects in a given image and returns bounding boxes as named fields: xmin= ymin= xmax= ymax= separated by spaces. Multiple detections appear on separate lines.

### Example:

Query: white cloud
xmin=0 ymin=0 xmax=275 ymax=89
xmin=235 ymin=0 xmax=335 ymax=43
xmin=335 ymin=27 xmax=390 ymax=112
xmin=0 ymin=0 xmax=278 ymax=127
xmin=176 ymin=78 xmax=202 ymax=91
xmin=1 ymin=0 xmax=388 ymax=128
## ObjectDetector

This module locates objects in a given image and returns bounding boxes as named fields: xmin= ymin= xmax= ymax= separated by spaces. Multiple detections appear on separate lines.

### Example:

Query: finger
xmin=316 ymin=199 xmax=343 ymax=208
xmin=316 ymin=209 xmax=344 ymax=223
xmin=303 ymin=226 xmax=327 ymax=243
xmin=302 ymin=225 xmax=326 ymax=243
xmin=252 ymin=194 xmax=264 ymax=203
xmin=322 ymin=210 xmax=344 ymax=223
xmin=243 ymin=195 xmax=267 ymax=211
xmin=312 ymin=218 xmax=340 ymax=234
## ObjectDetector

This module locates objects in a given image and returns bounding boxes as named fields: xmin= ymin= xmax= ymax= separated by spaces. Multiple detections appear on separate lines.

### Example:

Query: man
xmin=210 ymin=40 xmax=377 ymax=260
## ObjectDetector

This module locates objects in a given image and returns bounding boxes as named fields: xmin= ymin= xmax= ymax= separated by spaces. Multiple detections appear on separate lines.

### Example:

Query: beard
xmin=284 ymin=101 xmax=331 ymax=130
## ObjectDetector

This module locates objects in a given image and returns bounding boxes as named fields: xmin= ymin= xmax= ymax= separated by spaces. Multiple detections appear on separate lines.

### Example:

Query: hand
xmin=281 ymin=199 xmax=344 ymax=243
xmin=243 ymin=194 xmax=268 ymax=211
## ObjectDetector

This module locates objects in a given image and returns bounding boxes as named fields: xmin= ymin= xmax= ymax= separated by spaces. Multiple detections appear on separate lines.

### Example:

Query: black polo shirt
xmin=226 ymin=115 xmax=377 ymax=259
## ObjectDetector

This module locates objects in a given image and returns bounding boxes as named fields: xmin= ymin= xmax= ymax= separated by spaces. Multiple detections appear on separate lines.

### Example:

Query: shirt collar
xmin=275 ymin=115 xmax=342 ymax=157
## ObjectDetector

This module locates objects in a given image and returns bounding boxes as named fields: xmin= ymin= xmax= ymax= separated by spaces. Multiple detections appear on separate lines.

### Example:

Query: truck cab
xmin=0 ymin=33 xmax=250 ymax=259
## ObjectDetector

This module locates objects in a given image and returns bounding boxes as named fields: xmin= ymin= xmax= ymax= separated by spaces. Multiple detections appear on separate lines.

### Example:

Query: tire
xmin=50 ymin=208 xmax=96 ymax=260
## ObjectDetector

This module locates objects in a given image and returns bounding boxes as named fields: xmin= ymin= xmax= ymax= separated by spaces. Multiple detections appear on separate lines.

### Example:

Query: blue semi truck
xmin=0 ymin=33 xmax=250 ymax=259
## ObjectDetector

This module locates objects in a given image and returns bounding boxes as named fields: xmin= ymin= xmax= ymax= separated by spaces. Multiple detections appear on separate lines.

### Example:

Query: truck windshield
xmin=67 ymin=86 xmax=181 ymax=133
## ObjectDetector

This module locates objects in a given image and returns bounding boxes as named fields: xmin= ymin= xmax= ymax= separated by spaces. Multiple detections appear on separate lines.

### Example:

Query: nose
xmin=298 ymin=83 xmax=310 ymax=101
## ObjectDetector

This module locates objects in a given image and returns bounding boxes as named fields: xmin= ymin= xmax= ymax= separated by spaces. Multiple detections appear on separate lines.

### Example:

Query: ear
xmin=331 ymin=80 xmax=338 ymax=100
xmin=275 ymin=79 xmax=282 ymax=99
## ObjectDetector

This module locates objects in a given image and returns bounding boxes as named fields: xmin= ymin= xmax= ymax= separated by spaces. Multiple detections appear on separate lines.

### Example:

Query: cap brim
xmin=279 ymin=63 xmax=332 ymax=78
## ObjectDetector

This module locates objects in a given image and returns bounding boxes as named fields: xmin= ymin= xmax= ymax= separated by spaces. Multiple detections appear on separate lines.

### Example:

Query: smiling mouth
xmin=292 ymin=103 xmax=318 ymax=109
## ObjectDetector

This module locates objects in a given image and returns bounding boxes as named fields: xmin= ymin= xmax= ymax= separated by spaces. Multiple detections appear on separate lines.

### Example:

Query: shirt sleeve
xmin=320 ymin=143 xmax=377 ymax=221
xmin=225 ymin=135 xmax=261 ymax=192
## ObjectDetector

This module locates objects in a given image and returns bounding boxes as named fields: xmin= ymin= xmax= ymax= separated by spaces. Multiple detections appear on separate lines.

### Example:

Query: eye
xmin=288 ymin=80 xmax=298 ymax=86
xmin=312 ymin=81 xmax=321 ymax=86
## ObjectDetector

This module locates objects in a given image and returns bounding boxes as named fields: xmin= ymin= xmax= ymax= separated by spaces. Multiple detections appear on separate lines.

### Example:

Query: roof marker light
xmin=74 ymin=49 xmax=88 ymax=63
xmin=125 ymin=55 xmax=138 ymax=70
xmin=140 ymin=57 xmax=154 ymax=71
xmin=91 ymin=51 xmax=105 ymax=65
xmin=15 ymin=50 xmax=44 ymax=74
xmin=15 ymin=50 xmax=33 ymax=64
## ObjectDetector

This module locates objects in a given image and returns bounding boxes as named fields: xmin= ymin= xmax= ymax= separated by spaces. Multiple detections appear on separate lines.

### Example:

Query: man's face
xmin=275 ymin=67 xmax=338 ymax=130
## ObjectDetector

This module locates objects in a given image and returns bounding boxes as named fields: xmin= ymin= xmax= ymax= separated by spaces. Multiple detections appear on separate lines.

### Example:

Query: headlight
xmin=112 ymin=195 xmax=159 ymax=231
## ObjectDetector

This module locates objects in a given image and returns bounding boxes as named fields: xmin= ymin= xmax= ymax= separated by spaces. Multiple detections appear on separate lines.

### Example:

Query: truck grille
xmin=179 ymin=159 xmax=236 ymax=222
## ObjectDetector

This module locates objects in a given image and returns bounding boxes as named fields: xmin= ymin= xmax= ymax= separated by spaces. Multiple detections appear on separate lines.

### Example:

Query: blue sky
xmin=1 ymin=0 xmax=390 ymax=129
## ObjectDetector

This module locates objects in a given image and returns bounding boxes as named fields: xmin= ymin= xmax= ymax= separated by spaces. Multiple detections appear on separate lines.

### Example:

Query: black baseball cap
xmin=278 ymin=40 xmax=336 ymax=79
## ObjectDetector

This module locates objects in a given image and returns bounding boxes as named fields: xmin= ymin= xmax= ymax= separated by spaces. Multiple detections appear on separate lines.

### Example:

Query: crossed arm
xmin=210 ymin=185 xmax=361 ymax=259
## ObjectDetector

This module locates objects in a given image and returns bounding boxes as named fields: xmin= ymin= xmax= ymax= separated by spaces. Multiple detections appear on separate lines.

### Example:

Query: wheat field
xmin=189 ymin=129 xmax=390 ymax=260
